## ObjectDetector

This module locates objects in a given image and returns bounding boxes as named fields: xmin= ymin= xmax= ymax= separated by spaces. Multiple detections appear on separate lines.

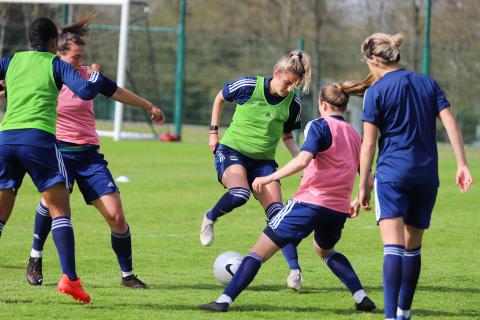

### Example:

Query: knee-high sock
xmin=32 ymin=203 xmax=52 ymax=254
xmin=111 ymin=226 xmax=133 ymax=273
xmin=398 ymin=246 xmax=421 ymax=311
xmin=51 ymin=216 xmax=77 ymax=281
xmin=222 ymin=253 xmax=263 ymax=302
xmin=266 ymin=202 xmax=300 ymax=270
xmin=207 ymin=187 xmax=250 ymax=221
xmin=324 ymin=251 xmax=363 ymax=294
xmin=383 ymin=244 xmax=405 ymax=319
xmin=0 ymin=220 xmax=5 ymax=238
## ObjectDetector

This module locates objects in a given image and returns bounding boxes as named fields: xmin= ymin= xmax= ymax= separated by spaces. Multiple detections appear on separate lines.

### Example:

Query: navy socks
xmin=324 ymin=250 xmax=363 ymax=294
xmin=398 ymin=246 xmax=422 ymax=312
xmin=111 ymin=226 xmax=133 ymax=273
xmin=32 ymin=203 xmax=52 ymax=253
xmin=383 ymin=244 xmax=405 ymax=318
xmin=207 ymin=187 xmax=250 ymax=221
xmin=51 ymin=216 xmax=77 ymax=281
xmin=223 ymin=253 xmax=263 ymax=301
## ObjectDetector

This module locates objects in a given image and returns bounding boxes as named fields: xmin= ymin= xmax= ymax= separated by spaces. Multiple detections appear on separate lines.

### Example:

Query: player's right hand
xmin=456 ymin=165 xmax=473 ymax=193
xmin=209 ymin=134 xmax=219 ymax=153
xmin=358 ymin=187 xmax=371 ymax=211
xmin=148 ymin=106 xmax=165 ymax=124
xmin=252 ymin=176 xmax=272 ymax=194
xmin=88 ymin=63 xmax=102 ymax=73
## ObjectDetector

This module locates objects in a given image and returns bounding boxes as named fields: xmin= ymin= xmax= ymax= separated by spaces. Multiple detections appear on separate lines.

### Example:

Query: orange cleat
xmin=57 ymin=274 xmax=91 ymax=304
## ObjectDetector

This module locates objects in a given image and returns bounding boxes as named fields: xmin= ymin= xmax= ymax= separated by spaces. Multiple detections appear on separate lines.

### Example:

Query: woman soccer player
xmin=199 ymin=77 xmax=377 ymax=313
xmin=200 ymin=51 xmax=311 ymax=291
xmin=0 ymin=17 xmax=131 ymax=303
xmin=24 ymin=15 xmax=164 ymax=289
xmin=357 ymin=33 xmax=473 ymax=320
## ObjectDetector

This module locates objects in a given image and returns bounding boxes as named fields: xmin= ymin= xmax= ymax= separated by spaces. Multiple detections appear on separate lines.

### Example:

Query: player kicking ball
xmin=200 ymin=77 xmax=377 ymax=313
xmin=200 ymin=50 xmax=312 ymax=291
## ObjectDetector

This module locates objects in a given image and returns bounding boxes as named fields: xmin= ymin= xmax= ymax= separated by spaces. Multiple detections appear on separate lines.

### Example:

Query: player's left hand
xmin=348 ymin=197 xmax=361 ymax=218
xmin=252 ymin=176 xmax=273 ymax=193
xmin=149 ymin=106 xmax=165 ymax=124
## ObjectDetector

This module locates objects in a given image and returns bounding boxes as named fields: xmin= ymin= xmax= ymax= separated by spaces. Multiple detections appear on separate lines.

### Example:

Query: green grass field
xmin=0 ymin=129 xmax=479 ymax=319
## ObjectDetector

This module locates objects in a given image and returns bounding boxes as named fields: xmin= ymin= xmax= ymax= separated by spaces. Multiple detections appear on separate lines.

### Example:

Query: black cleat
xmin=199 ymin=302 xmax=229 ymax=312
xmin=121 ymin=275 xmax=149 ymax=289
xmin=355 ymin=296 xmax=376 ymax=312
xmin=26 ymin=257 xmax=43 ymax=286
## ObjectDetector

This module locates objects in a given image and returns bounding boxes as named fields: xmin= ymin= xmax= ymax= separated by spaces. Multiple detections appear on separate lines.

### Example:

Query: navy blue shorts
xmin=0 ymin=144 xmax=67 ymax=193
xmin=374 ymin=180 xmax=438 ymax=229
xmin=214 ymin=144 xmax=278 ymax=188
xmin=264 ymin=199 xmax=348 ymax=250
xmin=61 ymin=148 xmax=119 ymax=204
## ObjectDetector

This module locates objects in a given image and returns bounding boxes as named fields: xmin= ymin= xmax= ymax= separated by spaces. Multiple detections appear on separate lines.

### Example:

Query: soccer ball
xmin=213 ymin=251 xmax=244 ymax=285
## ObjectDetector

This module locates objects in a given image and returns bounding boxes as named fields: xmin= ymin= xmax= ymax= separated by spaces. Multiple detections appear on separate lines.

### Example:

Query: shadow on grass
xmin=16 ymin=296 xmax=478 ymax=318
xmin=0 ymin=264 xmax=24 ymax=270
xmin=412 ymin=309 xmax=479 ymax=318
xmin=416 ymin=285 xmax=480 ymax=294
xmin=82 ymin=303 xmax=479 ymax=318
xmin=0 ymin=298 xmax=34 ymax=304
xmin=70 ymin=282 xmax=478 ymax=295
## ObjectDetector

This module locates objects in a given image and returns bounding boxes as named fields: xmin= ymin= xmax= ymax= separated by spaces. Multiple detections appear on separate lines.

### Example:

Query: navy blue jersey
xmin=362 ymin=69 xmax=450 ymax=186
xmin=0 ymin=48 xmax=117 ymax=147
xmin=300 ymin=115 xmax=346 ymax=155
xmin=222 ymin=76 xmax=301 ymax=133
xmin=0 ymin=48 xmax=117 ymax=99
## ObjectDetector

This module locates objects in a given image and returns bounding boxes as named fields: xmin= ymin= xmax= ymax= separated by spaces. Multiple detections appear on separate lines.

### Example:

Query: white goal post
xmin=0 ymin=0 xmax=130 ymax=141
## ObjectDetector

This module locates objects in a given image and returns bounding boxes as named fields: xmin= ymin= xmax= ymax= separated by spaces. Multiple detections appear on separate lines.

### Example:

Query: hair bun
xmin=391 ymin=33 xmax=404 ymax=48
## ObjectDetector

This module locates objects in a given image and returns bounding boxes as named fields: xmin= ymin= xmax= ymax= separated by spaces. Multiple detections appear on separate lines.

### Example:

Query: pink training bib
xmin=56 ymin=66 xmax=99 ymax=146
xmin=293 ymin=117 xmax=361 ymax=213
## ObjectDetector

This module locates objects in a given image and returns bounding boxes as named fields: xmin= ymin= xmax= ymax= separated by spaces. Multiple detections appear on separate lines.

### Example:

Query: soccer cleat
xmin=396 ymin=316 xmax=411 ymax=320
xmin=121 ymin=274 xmax=149 ymax=289
xmin=287 ymin=269 xmax=304 ymax=292
xmin=57 ymin=274 xmax=91 ymax=303
xmin=200 ymin=213 xmax=215 ymax=246
xmin=355 ymin=296 xmax=376 ymax=312
xmin=198 ymin=301 xmax=229 ymax=312
xmin=26 ymin=257 xmax=43 ymax=286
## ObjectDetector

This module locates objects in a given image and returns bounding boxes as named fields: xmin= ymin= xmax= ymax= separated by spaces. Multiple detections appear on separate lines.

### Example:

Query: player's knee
xmin=106 ymin=212 xmax=127 ymax=229
xmin=313 ymin=240 xmax=331 ymax=259
xmin=228 ymin=187 xmax=250 ymax=207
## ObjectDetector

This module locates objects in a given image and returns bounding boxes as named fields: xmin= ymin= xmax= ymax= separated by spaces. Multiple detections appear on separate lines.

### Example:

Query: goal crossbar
xmin=0 ymin=0 xmax=130 ymax=141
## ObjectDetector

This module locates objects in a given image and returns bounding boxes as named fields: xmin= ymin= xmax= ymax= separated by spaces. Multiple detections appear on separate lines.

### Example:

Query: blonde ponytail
xmin=274 ymin=50 xmax=312 ymax=95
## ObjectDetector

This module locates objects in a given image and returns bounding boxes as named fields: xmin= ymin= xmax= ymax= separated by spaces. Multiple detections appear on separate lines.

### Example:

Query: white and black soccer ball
xmin=213 ymin=251 xmax=244 ymax=285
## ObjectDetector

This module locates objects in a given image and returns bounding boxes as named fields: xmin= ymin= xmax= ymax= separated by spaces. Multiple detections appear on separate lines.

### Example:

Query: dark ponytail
xmin=58 ymin=12 xmax=95 ymax=53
